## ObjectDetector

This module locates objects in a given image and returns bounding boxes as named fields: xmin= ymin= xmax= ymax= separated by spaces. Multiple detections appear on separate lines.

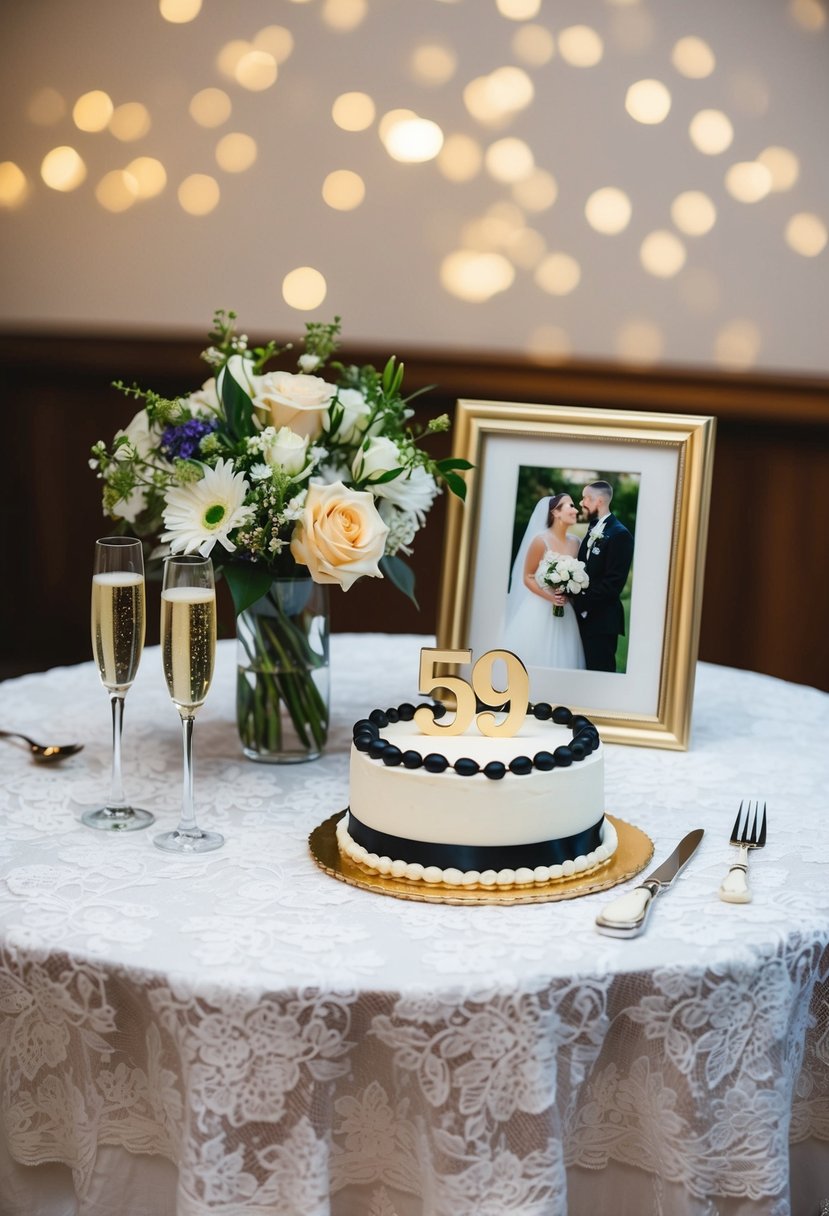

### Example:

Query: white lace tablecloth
xmin=1 ymin=636 xmax=828 ymax=1216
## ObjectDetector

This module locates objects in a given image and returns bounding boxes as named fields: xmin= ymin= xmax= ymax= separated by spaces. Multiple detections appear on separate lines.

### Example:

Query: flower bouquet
xmin=91 ymin=311 xmax=470 ymax=761
xmin=534 ymin=551 xmax=589 ymax=617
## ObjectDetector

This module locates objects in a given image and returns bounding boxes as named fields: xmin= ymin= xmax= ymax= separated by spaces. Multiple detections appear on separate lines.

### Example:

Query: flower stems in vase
xmin=236 ymin=578 xmax=329 ymax=763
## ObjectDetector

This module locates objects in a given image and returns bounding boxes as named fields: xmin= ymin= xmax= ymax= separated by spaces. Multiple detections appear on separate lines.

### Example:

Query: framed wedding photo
xmin=437 ymin=400 xmax=716 ymax=750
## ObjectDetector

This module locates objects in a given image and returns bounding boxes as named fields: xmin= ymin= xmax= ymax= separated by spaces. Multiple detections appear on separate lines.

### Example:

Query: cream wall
xmin=1 ymin=0 xmax=827 ymax=372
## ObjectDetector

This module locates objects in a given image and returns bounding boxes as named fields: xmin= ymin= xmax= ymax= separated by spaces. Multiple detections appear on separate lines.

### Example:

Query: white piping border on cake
xmin=336 ymin=813 xmax=618 ymax=889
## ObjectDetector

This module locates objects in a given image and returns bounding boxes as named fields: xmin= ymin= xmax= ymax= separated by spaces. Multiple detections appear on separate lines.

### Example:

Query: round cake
xmin=339 ymin=702 xmax=616 ymax=889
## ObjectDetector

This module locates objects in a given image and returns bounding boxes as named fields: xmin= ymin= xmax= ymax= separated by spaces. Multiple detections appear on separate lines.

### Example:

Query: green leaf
xmin=223 ymin=563 xmax=275 ymax=616
xmin=442 ymin=471 xmax=467 ymax=501
xmin=220 ymin=365 xmax=253 ymax=441
xmin=366 ymin=466 xmax=405 ymax=485
xmin=380 ymin=554 xmax=419 ymax=608
xmin=437 ymin=458 xmax=474 ymax=472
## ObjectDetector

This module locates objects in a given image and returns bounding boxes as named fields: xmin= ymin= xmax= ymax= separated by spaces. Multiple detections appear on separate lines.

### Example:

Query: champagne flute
xmin=85 ymin=537 xmax=154 ymax=831
xmin=154 ymin=555 xmax=223 ymax=853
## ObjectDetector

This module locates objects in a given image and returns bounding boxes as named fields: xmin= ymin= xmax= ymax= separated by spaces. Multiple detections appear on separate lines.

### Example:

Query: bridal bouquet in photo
xmin=535 ymin=551 xmax=589 ymax=617
xmin=91 ymin=310 xmax=470 ymax=761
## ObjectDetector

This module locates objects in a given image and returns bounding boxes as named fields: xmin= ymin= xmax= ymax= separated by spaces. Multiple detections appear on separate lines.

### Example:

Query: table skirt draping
xmin=0 ymin=636 xmax=828 ymax=1216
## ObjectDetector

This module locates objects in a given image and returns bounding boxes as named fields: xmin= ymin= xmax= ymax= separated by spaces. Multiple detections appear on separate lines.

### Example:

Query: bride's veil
xmin=504 ymin=496 xmax=551 ymax=626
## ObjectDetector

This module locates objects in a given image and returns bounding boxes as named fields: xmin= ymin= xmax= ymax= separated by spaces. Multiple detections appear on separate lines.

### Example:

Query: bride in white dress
xmin=503 ymin=493 xmax=586 ymax=670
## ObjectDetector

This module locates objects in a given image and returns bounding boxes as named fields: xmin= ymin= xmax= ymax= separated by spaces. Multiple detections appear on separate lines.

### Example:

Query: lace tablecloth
xmin=0 ymin=636 xmax=828 ymax=1216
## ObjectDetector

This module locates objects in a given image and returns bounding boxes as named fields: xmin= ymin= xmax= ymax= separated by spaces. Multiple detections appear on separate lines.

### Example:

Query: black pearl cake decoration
xmin=351 ymin=702 xmax=599 ymax=778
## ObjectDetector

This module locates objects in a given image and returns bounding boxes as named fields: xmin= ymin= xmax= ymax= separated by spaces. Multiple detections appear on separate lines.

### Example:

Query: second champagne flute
xmin=155 ymin=555 xmax=223 ymax=853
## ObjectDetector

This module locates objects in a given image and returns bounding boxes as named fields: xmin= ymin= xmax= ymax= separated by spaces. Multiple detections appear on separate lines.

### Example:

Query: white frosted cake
xmin=339 ymin=701 xmax=616 ymax=889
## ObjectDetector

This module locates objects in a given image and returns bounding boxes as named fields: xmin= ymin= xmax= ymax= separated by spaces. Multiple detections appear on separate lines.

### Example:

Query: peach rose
xmin=251 ymin=370 xmax=336 ymax=440
xmin=290 ymin=481 xmax=389 ymax=591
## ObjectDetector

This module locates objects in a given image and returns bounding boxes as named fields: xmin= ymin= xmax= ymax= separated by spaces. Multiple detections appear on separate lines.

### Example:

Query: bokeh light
xmin=525 ymin=325 xmax=572 ymax=361
xmin=382 ymin=115 xmax=444 ymax=162
xmin=178 ymin=173 xmax=220 ymax=215
xmin=73 ymin=90 xmax=113 ymax=132
xmin=332 ymin=91 xmax=376 ymax=131
xmin=671 ymin=35 xmax=715 ymax=78
xmin=95 ymin=170 xmax=138 ymax=213
xmin=689 ymin=109 xmax=733 ymax=154
xmin=785 ymin=213 xmax=827 ymax=257
xmin=440 ymin=251 xmax=515 ymax=302
xmin=217 ymin=40 xmax=250 ymax=79
xmin=789 ymin=0 xmax=826 ymax=30
xmin=615 ymin=320 xmax=664 ymax=364
xmin=215 ymin=133 xmax=258 ymax=173
xmin=496 ymin=0 xmax=542 ymax=19
xmin=254 ymin=25 xmax=294 ymax=63
xmin=512 ymin=168 xmax=558 ymax=211
xmin=724 ymin=161 xmax=772 ymax=203
xmin=159 ymin=0 xmax=202 ymax=21
xmin=436 ymin=133 xmax=482 ymax=182
xmin=558 ymin=25 xmax=604 ymax=67
xmin=410 ymin=43 xmax=457 ymax=85
xmin=671 ymin=190 xmax=716 ymax=235
xmin=463 ymin=66 xmax=534 ymax=126
xmin=125 ymin=156 xmax=167 ymax=199
xmin=757 ymin=146 xmax=800 ymax=192
xmin=322 ymin=169 xmax=365 ymax=210
xmin=235 ymin=50 xmax=277 ymax=91
xmin=511 ymin=24 xmax=555 ymax=65
xmin=190 ymin=88 xmax=232 ymax=128
xmin=485 ymin=137 xmax=534 ymax=183
xmin=109 ymin=102 xmax=151 ymax=142
xmin=321 ymin=0 xmax=368 ymax=31
xmin=27 ymin=87 xmax=66 ymax=125
xmin=282 ymin=266 xmax=328 ymax=310
xmin=625 ymin=79 xmax=671 ymax=124
xmin=41 ymin=146 xmax=86 ymax=191
xmin=585 ymin=187 xmax=631 ymax=234
xmin=505 ymin=227 xmax=547 ymax=269
xmin=715 ymin=319 xmax=761 ymax=369
xmin=0 ymin=162 xmax=30 ymax=209
xmin=535 ymin=252 xmax=581 ymax=295
xmin=640 ymin=230 xmax=686 ymax=277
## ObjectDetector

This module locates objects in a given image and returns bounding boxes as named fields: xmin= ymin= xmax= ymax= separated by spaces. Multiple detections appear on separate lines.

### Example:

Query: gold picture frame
xmin=437 ymin=400 xmax=716 ymax=750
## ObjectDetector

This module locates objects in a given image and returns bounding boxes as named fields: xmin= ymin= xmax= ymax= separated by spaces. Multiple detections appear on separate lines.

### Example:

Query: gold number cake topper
xmin=414 ymin=647 xmax=530 ymax=738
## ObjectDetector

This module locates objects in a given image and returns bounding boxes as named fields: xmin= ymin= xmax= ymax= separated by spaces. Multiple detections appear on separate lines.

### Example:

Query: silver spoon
xmin=0 ymin=730 xmax=84 ymax=762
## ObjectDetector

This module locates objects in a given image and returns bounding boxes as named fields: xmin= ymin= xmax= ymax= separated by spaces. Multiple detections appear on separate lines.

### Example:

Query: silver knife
xmin=595 ymin=829 xmax=704 ymax=938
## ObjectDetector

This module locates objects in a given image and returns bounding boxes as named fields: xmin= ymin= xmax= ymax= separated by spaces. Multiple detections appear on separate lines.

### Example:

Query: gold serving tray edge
xmin=309 ymin=811 xmax=653 ymax=906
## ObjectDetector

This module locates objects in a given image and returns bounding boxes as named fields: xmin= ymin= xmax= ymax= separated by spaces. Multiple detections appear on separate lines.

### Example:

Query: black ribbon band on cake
xmin=346 ymin=810 xmax=604 ymax=871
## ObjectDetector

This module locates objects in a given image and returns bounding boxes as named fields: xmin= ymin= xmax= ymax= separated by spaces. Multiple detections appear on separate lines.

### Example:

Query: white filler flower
xmin=161 ymin=459 xmax=252 ymax=557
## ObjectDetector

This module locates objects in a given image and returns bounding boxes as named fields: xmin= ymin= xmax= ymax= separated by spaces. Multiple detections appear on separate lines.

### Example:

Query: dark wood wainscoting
xmin=1 ymin=331 xmax=827 ymax=691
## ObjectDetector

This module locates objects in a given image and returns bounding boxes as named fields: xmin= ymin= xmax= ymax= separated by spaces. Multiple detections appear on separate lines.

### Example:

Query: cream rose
xmin=251 ymin=370 xmax=336 ymax=440
xmin=290 ymin=481 xmax=389 ymax=591
xmin=262 ymin=426 xmax=309 ymax=477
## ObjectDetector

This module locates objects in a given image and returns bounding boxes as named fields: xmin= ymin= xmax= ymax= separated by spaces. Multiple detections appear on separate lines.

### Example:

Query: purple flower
xmin=160 ymin=418 xmax=218 ymax=460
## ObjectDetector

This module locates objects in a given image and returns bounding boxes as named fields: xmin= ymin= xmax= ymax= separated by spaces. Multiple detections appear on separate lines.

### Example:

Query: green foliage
xmin=379 ymin=554 xmax=419 ymax=608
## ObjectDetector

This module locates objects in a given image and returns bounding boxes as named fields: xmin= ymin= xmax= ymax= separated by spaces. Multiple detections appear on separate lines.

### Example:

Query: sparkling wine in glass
xmin=154 ymin=555 xmax=223 ymax=853
xmin=85 ymin=537 xmax=154 ymax=831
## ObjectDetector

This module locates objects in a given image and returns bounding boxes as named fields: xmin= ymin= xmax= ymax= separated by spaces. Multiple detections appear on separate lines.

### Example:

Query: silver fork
xmin=718 ymin=800 xmax=767 ymax=904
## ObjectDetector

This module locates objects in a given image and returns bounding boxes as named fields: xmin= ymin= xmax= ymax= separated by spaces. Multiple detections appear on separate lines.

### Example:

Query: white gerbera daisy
xmin=161 ymin=459 xmax=252 ymax=557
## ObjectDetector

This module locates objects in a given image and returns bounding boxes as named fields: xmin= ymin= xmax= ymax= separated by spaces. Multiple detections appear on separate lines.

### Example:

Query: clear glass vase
xmin=236 ymin=578 xmax=330 ymax=763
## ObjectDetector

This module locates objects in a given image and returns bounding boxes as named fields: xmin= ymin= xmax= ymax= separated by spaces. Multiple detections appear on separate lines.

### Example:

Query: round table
xmin=0 ymin=637 xmax=827 ymax=1216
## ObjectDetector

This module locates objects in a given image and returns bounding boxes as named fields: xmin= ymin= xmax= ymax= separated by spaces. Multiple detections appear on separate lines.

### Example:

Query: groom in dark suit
xmin=573 ymin=481 xmax=634 ymax=673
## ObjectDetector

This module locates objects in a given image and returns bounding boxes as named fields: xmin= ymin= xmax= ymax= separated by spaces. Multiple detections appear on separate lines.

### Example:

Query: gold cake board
xmin=309 ymin=811 xmax=653 ymax=906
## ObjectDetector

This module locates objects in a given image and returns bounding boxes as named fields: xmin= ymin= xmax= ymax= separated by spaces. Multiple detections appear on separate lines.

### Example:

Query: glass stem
xmin=109 ymin=694 xmax=126 ymax=808
xmin=178 ymin=714 xmax=197 ymax=835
